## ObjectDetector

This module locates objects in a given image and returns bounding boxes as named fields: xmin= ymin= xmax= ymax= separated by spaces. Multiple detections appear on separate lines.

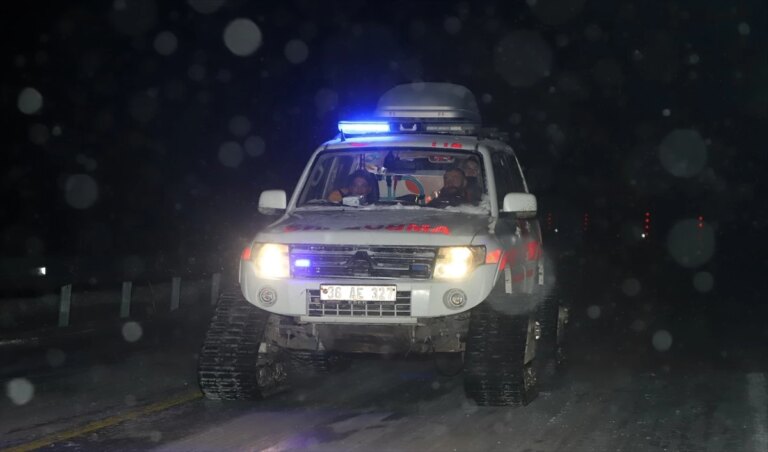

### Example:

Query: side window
xmin=491 ymin=151 xmax=526 ymax=208
xmin=492 ymin=152 xmax=513 ymax=208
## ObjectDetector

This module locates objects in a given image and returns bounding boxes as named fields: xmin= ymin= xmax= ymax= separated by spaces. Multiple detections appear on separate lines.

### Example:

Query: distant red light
xmin=241 ymin=246 xmax=252 ymax=260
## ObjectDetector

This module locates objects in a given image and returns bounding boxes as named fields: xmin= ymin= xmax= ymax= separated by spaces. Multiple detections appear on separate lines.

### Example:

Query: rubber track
xmin=198 ymin=291 xmax=270 ymax=400
xmin=464 ymin=301 xmax=538 ymax=406
xmin=536 ymin=283 xmax=567 ymax=383
xmin=288 ymin=350 xmax=335 ymax=375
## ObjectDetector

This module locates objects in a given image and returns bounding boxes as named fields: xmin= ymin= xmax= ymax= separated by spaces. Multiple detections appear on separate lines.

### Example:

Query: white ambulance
xmin=199 ymin=83 xmax=567 ymax=406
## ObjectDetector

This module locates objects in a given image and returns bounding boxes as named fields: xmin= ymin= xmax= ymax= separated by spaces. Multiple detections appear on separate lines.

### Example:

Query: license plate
xmin=320 ymin=285 xmax=397 ymax=302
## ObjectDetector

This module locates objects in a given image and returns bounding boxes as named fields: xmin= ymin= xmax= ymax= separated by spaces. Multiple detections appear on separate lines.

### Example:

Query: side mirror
xmin=258 ymin=190 xmax=287 ymax=215
xmin=501 ymin=192 xmax=537 ymax=218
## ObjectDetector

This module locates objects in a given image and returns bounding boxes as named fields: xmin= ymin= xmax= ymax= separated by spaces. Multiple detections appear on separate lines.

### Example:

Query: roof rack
xmin=338 ymin=83 xmax=511 ymax=141
xmin=478 ymin=128 xmax=510 ymax=142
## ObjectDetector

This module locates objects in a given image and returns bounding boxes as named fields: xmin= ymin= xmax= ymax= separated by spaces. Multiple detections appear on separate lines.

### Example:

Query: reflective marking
xmin=747 ymin=373 xmax=768 ymax=451
xmin=3 ymin=391 xmax=202 ymax=452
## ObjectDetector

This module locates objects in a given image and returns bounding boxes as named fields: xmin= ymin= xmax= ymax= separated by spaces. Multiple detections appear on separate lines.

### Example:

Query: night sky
xmin=2 ymin=0 xmax=766 ymax=284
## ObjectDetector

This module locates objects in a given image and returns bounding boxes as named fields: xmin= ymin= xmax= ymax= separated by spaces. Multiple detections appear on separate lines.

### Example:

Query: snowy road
xmin=2 ymin=323 xmax=767 ymax=452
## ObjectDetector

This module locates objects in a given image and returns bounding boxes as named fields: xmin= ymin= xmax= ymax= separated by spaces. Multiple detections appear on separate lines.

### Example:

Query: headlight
xmin=433 ymin=246 xmax=485 ymax=280
xmin=252 ymin=243 xmax=290 ymax=279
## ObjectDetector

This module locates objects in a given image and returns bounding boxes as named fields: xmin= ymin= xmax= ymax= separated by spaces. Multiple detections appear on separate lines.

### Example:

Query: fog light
xmin=258 ymin=287 xmax=277 ymax=306
xmin=443 ymin=289 xmax=467 ymax=309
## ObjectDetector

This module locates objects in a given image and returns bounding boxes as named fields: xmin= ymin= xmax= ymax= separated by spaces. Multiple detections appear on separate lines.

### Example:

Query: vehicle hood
xmin=255 ymin=209 xmax=493 ymax=246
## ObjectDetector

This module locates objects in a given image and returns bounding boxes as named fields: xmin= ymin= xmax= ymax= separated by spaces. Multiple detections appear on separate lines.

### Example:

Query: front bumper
xmin=240 ymin=260 xmax=498 ymax=322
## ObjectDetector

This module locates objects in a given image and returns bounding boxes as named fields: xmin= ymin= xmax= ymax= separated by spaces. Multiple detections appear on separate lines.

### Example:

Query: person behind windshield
xmin=428 ymin=167 xmax=470 ymax=207
xmin=460 ymin=156 xmax=482 ymax=203
xmin=327 ymin=170 xmax=378 ymax=204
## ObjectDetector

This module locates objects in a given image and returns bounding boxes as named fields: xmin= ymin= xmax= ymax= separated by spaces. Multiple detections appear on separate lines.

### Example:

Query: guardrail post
xmin=58 ymin=284 xmax=72 ymax=327
xmin=171 ymin=277 xmax=181 ymax=311
xmin=211 ymin=273 xmax=221 ymax=305
xmin=120 ymin=281 xmax=132 ymax=318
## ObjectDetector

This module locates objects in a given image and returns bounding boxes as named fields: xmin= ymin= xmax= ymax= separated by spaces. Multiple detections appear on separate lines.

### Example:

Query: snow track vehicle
xmin=199 ymin=83 xmax=567 ymax=406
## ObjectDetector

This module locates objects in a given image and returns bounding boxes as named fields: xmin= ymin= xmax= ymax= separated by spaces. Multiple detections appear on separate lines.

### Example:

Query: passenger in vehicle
xmin=327 ymin=170 xmax=379 ymax=204
xmin=460 ymin=156 xmax=482 ymax=203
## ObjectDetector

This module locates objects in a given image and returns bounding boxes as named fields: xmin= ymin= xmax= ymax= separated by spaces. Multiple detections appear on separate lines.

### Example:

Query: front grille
xmin=291 ymin=245 xmax=436 ymax=279
xmin=307 ymin=290 xmax=411 ymax=317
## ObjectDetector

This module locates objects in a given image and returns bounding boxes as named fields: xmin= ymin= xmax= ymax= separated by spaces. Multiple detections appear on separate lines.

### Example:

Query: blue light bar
xmin=338 ymin=121 xmax=390 ymax=134
xmin=294 ymin=258 xmax=311 ymax=268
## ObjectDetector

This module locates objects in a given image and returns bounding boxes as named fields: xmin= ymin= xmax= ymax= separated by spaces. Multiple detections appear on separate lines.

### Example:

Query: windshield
xmin=297 ymin=148 xmax=489 ymax=211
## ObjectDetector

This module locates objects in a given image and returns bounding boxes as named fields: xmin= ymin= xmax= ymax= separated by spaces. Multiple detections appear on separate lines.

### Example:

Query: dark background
xmin=1 ymin=1 xmax=766 ymax=332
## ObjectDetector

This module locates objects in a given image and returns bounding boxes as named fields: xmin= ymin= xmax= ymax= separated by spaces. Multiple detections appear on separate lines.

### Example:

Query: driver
xmin=429 ymin=167 xmax=469 ymax=206
xmin=327 ymin=170 xmax=378 ymax=204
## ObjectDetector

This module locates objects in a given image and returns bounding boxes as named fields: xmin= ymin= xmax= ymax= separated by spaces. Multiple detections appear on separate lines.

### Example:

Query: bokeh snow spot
xmin=129 ymin=92 xmax=158 ymax=123
xmin=154 ymin=31 xmax=178 ymax=56
xmin=125 ymin=394 xmax=137 ymax=406
xmin=662 ymin=108 xmax=671 ymax=117
xmin=284 ymin=39 xmax=309 ymax=64
xmin=314 ymin=88 xmax=339 ymax=116
xmin=216 ymin=69 xmax=232 ymax=83
xmin=228 ymin=115 xmax=251 ymax=137
xmin=65 ymin=174 xmax=99 ymax=209
xmin=659 ymin=129 xmax=707 ymax=178
xmin=29 ymin=123 xmax=50 ymax=145
xmin=244 ymin=136 xmax=265 ymax=157
xmin=46 ymin=348 xmax=67 ymax=367
xmin=6 ymin=378 xmax=35 ymax=405
xmin=75 ymin=154 xmax=99 ymax=172
xmin=631 ymin=319 xmax=646 ymax=332
xmin=494 ymin=30 xmax=552 ymax=88
xmin=666 ymin=219 xmax=715 ymax=268
xmin=737 ymin=22 xmax=750 ymax=36
xmin=652 ymin=330 xmax=673 ymax=352
xmin=188 ymin=0 xmax=224 ymax=14
xmin=18 ymin=87 xmax=43 ymax=115
xmin=224 ymin=19 xmax=262 ymax=57
xmin=188 ymin=64 xmax=206 ymax=82
xmin=444 ymin=17 xmax=462 ymax=35
xmin=52 ymin=125 xmax=62 ymax=136
xmin=587 ymin=305 xmax=601 ymax=319
xmin=110 ymin=0 xmax=157 ymax=36
xmin=122 ymin=321 xmax=143 ymax=343
xmin=584 ymin=24 xmax=602 ymax=41
xmin=528 ymin=0 xmax=586 ymax=25
xmin=150 ymin=431 xmax=163 ymax=442
xmin=481 ymin=93 xmax=493 ymax=104
xmin=431 ymin=381 xmax=441 ymax=390
xmin=693 ymin=271 xmax=714 ymax=293
xmin=621 ymin=278 xmax=641 ymax=297
xmin=218 ymin=141 xmax=244 ymax=168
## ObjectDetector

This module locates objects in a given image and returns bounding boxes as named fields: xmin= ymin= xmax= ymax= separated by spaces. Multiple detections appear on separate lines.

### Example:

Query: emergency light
xmin=338 ymin=121 xmax=390 ymax=134
xmin=338 ymin=120 xmax=479 ymax=136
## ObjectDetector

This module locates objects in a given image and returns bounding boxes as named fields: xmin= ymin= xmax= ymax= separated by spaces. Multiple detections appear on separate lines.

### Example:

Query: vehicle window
xmin=297 ymin=148 xmax=489 ymax=211
xmin=491 ymin=151 xmax=525 ymax=208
